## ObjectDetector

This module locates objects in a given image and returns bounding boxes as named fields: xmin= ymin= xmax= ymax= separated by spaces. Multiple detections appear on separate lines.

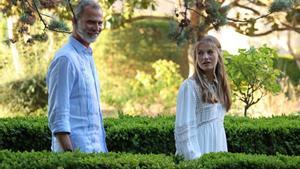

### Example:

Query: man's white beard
xmin=77 ymin=24 xmax=98 ymax=44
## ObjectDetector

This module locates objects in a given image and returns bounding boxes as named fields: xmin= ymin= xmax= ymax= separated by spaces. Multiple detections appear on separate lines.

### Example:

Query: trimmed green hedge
xmin=178 ymin=152 xmax=300 ymax=169
xmin=0 ymin=150 xmax=175 ymax=169
xmin=105 ymin=115 xmax=174 ymax=154
xmin=0 ymin=115 xmax=299 ymax=155
xmin=0 ymin=151 xmax=299 ymax=169
xmin=0 ymin=116 xmax=50 ymax=151
xmin=225 ymin=116 xmax=300 ymax=155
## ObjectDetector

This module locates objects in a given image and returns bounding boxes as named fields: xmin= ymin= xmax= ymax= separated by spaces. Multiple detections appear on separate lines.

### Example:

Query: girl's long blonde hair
xmin=193 ymin=35 xmax=231 ymax=111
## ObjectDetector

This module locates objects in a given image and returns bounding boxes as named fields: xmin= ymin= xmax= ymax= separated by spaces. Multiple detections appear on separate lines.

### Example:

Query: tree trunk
xmin=176 ymin=1 xmax=210 ymax=77
xmin=187 ymin=43 xmax=195 ymax=77
xmin=244 ymin=105 xmax=249 ymax=117
xmin=187 ymin=4 xmax=206 ymax=77
xmin=7 ymin=16 xmax=23 ymax=77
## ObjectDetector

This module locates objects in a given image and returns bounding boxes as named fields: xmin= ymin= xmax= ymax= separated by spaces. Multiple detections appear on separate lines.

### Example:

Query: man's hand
xmin=55 ymin=132 xmax=73 ymax=152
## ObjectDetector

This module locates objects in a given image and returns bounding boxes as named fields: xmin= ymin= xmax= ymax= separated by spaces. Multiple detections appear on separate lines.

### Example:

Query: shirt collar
xmin=69 ymin=36 xmax=93 ymax=55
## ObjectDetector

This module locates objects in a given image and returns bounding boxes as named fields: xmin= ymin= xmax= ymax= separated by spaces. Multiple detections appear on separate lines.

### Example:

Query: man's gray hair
xmin=74 ymin=0 xmax=102 ymax=20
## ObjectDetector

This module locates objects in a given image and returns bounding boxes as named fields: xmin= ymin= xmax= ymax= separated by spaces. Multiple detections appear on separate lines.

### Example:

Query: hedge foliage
xmin=178 ymin=152 xmax=300 ymax=169
xmin=0 ymin=151 xmax=299 ymax=169
xmin=0 ymin=115 xmax=299 ymax=155
xmin=0 ymin=150 xmax=175 ymax=169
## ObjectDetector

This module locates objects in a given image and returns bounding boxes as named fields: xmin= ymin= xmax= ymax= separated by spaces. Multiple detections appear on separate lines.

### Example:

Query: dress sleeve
xmin=175 ymin=80 xmax=202 ymax=160
xmin=47 ymin=56 xmax=75 ymax=135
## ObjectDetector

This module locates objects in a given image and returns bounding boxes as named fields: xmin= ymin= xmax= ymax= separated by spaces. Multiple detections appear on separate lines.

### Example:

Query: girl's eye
xmin=198 ymin=51 xmax=204 ymax=55
xmin=208 ymin=50 xmax=214 ymax=54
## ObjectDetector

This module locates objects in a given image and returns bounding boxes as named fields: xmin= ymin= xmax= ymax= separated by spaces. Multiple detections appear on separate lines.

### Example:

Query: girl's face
xmin=196 ymin=43 xmax=219 ymax=74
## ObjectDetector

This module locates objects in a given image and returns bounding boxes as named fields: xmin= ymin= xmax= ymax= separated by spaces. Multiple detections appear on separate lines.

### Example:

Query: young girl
xmin=175 ymin=35 xmax=231 ymax=160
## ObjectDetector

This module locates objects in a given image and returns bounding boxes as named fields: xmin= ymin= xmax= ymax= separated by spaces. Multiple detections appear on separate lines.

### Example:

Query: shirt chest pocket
xmin=80 ymin=67 xmax=99 ymax=113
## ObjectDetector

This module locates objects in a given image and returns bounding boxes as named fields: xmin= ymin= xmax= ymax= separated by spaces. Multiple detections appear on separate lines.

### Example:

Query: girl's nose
xmin=203 ymin=52 xmax=209 ymax=59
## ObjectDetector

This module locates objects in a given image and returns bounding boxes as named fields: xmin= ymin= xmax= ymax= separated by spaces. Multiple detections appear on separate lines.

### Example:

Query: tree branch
xmin=31 ymin=0 xmax=48 ymax=30
xmin=23 ymin=0 xmax=54 ymax=20
xmin=248 ymin=0 xmax=268 ymax=7
xmin=25 ymin=0 xmax=71 ymax=34
xmin=228 ymin=0 xmax=241 ymax=7
xmin=228 ymin=22 xmax=300 ymax=36
xmin=227 ymin=12 xmax=272 ymax=23
xmin=281 ymin=22 xmax=300 ymax=33
xmin=67 ymin=0 xmax=76 ymax=21
xmin=235 ymin=3 xmax=260 ymax=15
xmin=236 ymin=84 xmax=247 ymax=101
xmin=250 ymin=92 xmax=265 ymax=106
xmin=186 ymin=7 xmax=205 ymax=18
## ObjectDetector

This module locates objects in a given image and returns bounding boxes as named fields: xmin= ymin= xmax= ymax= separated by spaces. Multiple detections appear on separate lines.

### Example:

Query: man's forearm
xmin=55 ymin=132 xmax=73 ymax=151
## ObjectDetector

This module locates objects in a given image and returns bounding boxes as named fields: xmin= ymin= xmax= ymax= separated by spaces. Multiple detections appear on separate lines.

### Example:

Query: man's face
xmin=75 ymin=5 xmax=103 ymax=44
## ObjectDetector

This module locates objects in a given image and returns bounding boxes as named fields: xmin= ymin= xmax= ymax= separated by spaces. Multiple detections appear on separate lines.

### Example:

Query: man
xmin=46 ymin=0 xmax=107 ymax=153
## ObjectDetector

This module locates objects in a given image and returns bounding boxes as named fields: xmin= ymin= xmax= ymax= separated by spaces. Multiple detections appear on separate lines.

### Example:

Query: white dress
xmin=174 ymin=78 xmax=227 ymax=160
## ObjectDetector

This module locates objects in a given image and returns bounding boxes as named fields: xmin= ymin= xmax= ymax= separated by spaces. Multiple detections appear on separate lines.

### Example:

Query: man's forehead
xmin=81 ymin=7 xmax=102 ymax=18
xmin=82 ymin=5 xmax=102 ymax=13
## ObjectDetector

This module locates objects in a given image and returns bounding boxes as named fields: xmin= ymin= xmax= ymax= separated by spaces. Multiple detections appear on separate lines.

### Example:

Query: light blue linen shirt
xmin=47 ymin=36 xmax=108 ymax=153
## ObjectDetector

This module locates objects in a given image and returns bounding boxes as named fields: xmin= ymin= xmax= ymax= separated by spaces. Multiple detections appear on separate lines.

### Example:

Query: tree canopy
xmin=1 ymin=0 xmax=300 ymax=43
xmin=172 ymin=0 xmax=300 ymax=41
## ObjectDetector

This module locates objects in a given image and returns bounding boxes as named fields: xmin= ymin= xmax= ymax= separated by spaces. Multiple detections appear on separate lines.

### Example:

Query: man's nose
xmin=96 ymin=24 xmax=102 ymax=32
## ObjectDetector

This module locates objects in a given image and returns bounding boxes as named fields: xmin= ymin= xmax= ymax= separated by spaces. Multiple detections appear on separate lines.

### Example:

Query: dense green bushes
xmin=178 ymin=152 xmax=300 ymax=169
xmin=0 ymin=115 xmax=299 ymax=156
xmin=0 ymin=75 xmax=47 ymax=114
xmin=275 ymin=57 xmax=300 ymax=85
xmin=0 ymin=151 xmax=299 ymax=169
xmin=0 ymin=116 xmax=50 ymax=151
xmin=105 ymin=115 xmax=174 ymax=154
xmin=108 ymin=115 xmax=300 ymax=155
xmin=225 ymin=116 xmax=300 ymax=155
xmin=0 ymin=150 xmax=175 ymax=169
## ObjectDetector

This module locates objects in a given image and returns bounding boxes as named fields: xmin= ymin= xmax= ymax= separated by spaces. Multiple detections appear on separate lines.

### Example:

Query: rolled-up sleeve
xmin=47 ymin=56 xmax=75 ymax=134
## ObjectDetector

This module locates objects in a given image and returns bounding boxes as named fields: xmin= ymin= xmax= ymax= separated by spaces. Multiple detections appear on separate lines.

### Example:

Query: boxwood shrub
xmin=0 ymin=115 xmax=299 ymax=155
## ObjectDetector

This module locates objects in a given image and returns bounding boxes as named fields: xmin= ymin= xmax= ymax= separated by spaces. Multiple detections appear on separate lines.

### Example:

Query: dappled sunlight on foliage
xmin=225 ymin=46 xmax=281 ymax=116
xmin=123 ymin=59 xmax=183 ymax=116
xmin=0 ymin=16 xmax=299 ymax=117
xmin=93 ymin=19 xmax=188 ymax=75
xmin=91 ymin=19 xmax=188 ymax=116
xmin=0 ymin=74 xmax=47 ymax=115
